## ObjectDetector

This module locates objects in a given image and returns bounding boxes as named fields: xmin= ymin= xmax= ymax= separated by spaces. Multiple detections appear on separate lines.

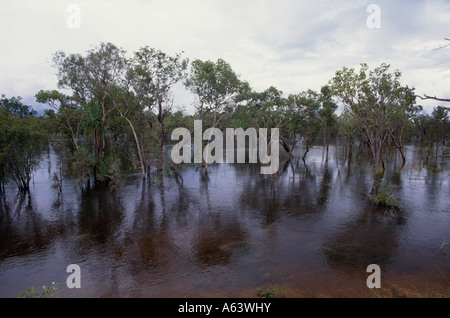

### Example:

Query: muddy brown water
xmin=0 ymin=145 xmax=449 ymax=297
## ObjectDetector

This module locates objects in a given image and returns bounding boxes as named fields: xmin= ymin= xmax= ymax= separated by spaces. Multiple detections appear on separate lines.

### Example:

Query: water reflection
xmin=0 ymin=145 xmax=448 ymax=297
xmin=322 ymin=204 xmax=406 ymax=271
xmin=77 ymin=186 xmax=125 ymax=245
xmin=0 ymin=192 xmax=65 ymax=260
xmin=192 ymin=217 xmax=247 ymax=268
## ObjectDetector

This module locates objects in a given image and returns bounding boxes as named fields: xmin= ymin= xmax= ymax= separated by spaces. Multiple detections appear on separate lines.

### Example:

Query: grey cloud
xmin=0 ymin=0 xmax=448 ymax=113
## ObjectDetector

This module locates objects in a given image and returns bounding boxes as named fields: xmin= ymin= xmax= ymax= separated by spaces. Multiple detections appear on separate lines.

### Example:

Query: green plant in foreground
xmin=256 ymin=288 xmax=275 ymax=298
xmin=18 ymin=282 xmax=58 ymax=298
xmin=369 ymin=178 xmax=401 ymax=209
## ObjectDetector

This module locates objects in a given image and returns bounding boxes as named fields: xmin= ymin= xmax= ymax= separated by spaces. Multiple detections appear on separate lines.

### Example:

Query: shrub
xmin=369 ymin=178 xmax=401 ymax=209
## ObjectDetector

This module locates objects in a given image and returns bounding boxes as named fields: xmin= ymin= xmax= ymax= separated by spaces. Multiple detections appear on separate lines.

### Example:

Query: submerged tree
xmin=253 ymin=87 xmax=288 ymax=128
xmin=336 ymin=108 xmax=358 ymax=159
xmin=318 ymin=85 xmax=338 ymax=152
xmin=0 ymin=94 xmax=36 ymax=118
xmin=286 ymin=90 xmax=321 ymax=162
xmin=330 ymin=63 xmax=416 ymax=175
xmin=35 ymin=90 xmax=84 ymax=151
xmin=185 ymin=58 xmax=248 ymax=175
xmin=52 ymin=43 xmax=128 ymax=184
xmin=0 ymin=98 xmax=47 ymax=192
xmin=387 ymin=86 xmax=421 ymax=168
xmin=415 ymin=105 xmax=450 ymax=156
xmin=133 ymin=47 xmax=188 ymax=172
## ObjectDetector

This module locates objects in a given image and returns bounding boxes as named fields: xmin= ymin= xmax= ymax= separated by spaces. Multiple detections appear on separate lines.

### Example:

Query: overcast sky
xmin=1 ymin=0 xmax=449 ymax=114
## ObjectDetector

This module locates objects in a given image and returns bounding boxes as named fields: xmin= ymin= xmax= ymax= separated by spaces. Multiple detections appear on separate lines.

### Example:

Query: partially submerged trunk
xmin=157 ymin=97 xmax=165 ymax=172
xmin=280 ymin=137 xmax=294 ymax=160
xmin=389 ymin=130 xmax=406 ymax=169
xmin=111 ymin=99 xmax=147 ymax=180
xmin=120 ymin=114 xmax=147 ymax=180
xmin=302 ymin=138 xmax=310 ymax=162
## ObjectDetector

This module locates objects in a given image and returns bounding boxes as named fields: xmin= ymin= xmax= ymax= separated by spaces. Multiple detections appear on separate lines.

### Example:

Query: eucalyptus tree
xmin=330 ymin=63 xmax=416 ymax=174
xmin=286 ymin=90 xmax=321 ymax=162
xmin=35 ymin=90 xmax=84 ymax=151
xmin=318 ymin=85 xmax=338 ymax=151
xmin=0 ymin=94 xmax=36 ymax=118
xmin=52 ymin=42 xmax=127 ymax=181
xmin=106 ymin=47 xmax=188 ymax=177
xmin=185 ymin=58 xmax=247 ymax=174
xmin=251 ymin=86 xmax=288 ymax=129
xmin=133 ymin=47 xmax=188 ymax=171
xmin=415 ymin=106 xmax=450 ymax=152
xmin=336 ymin=108 xmax=358 ymax=159
xmin=387 ymin=86 xmax=421 ymax=168
xmin=51 ymin=43 xmax=189 ymax=181
xmin=185 ymin=58 xmax=246 ymax=127
xmin=0 ymin=99 xmax=47 ymax=192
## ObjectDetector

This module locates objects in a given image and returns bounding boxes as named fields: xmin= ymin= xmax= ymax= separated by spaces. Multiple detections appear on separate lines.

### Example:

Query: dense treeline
xmin=0 ymin=42 xmax=449 ymax=192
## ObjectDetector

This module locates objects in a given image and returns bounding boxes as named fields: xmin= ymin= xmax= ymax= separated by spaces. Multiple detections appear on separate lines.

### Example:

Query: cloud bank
xmin=1 ymin=0 xmax=449 ymax=113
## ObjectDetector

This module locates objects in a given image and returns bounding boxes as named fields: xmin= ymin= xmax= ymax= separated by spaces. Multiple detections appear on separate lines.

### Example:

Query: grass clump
xmin=256 ymin=288 xmax=275 ymax=298
xmin=369 ymin=178 xmax=401 ymax=209
xmin=18 ymin=282 xmax=58 ymax=298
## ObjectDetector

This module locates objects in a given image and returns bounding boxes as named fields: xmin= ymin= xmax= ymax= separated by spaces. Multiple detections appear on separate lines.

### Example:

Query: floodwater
xmin=0 ymin=145 xmax=449 ymax=298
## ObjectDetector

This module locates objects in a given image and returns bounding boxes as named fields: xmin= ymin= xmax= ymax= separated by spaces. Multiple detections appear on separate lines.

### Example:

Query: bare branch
xmin=433 ymin=38 xmax=450 ymax=50
xmin=416 ymin=94 xmax=450 ymax=103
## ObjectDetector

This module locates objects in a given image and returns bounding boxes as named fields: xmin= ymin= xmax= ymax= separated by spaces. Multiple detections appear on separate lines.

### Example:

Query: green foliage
xmin=431 ymin=166 xmax=444 ymax=173
xmin=337 ymin=108 xmax=357 ymax=146
xmin=330 ymin=63 xmax=417 ymax=172
xmin=71 ymin=146 xmax=95 ymax=186
xmin=0 ymin=94 xmax=36 ymax=117
xmin=252 ymin=86 xmax=288 ymax=129
xmin=0 ymin=105 xmax=47 ymax=192
xmin=319 ymin=85 xmax=338 ymax=143
xmin=415 ymin=106 xmax=450 ymax=146
xmin=287 ymin=90 xmax=321 ymax=138
xmin=256 ymin=288 xmax=275 ymax=298
xmin=18 ymin=282 xmax=58 ymax=298
xmin=185 ymin=58 xmax=247 ymax=122
xmin=97 ymin=154 xmax=121 ymax=189
xmin=165 ymin=110 xmax=194 ymax=139
xmin=369 ymin=178 xmax=401 ymax=209
xmin=53 ymin=43 xmax=126 ymax=181
xmin=3 ymin=42 xmax=448 ymax=193
xmin=36 ymin=89 xmax=84 ymax=147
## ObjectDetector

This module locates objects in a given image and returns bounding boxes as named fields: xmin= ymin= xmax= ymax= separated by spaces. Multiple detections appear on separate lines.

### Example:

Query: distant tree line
xmin=0 ymin=42 xmax=448 ymax=192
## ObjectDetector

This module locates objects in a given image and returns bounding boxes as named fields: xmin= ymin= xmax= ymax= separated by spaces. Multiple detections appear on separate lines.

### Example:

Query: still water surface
xmin=0 ymin=145 xmax=449 ymax=297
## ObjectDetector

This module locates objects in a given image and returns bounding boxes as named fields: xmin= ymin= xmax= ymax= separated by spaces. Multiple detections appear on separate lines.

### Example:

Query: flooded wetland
xmin=0 ymin=145 xmax=448 ymax=298
xmin=2 ymin=0 xmax=450 ymax=303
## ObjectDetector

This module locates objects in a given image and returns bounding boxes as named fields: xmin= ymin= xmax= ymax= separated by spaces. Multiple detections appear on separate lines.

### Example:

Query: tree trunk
xmin=65 ymin=117 xmax=79 ymax=151
xmin=326 ymin=123 xmax=330 ymax=151
xmin=389 ymin=130 xmax=406 ymax=168
xmin=373 ymin=145 xmax=383 ymax=175
xmin=158 ymin=98 xmax=164 ymax=171
xmin=122 ymin=116 xmax=146 ymax=180
xmin=302 ymin=138 xmax=310 ymax=162
xmin=280 ymin=137 xmax=294 ymax=160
